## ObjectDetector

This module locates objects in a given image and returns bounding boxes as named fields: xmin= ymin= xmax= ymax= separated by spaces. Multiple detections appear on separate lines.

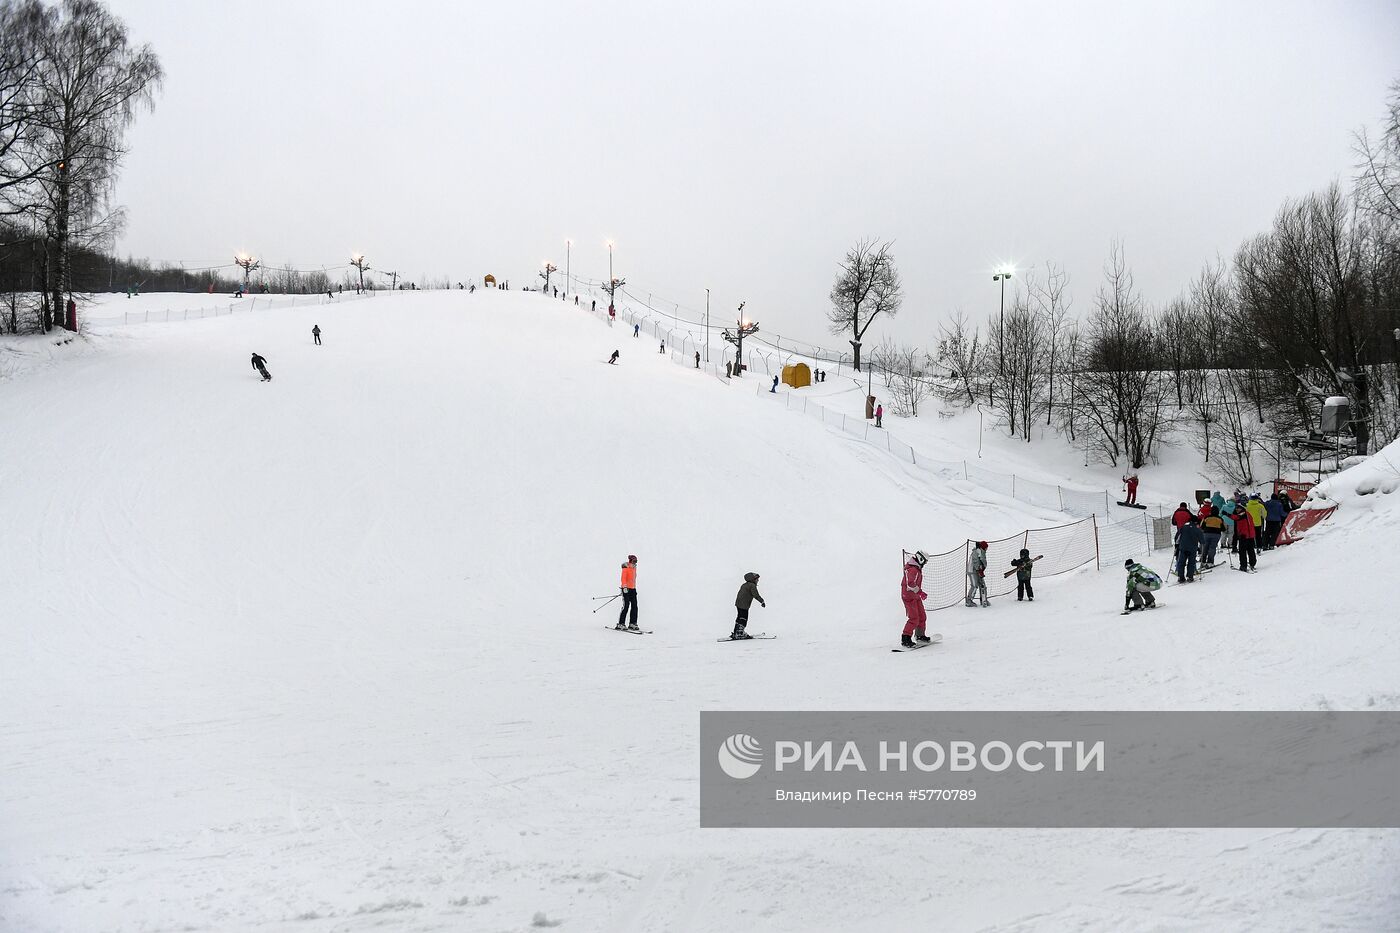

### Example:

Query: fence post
xmin=963 ymin=460 xmax=969 ymax=480
xmin=1057 ymin=486 xmax=1065 ymax=512
xmin=1144 ymin=514 xmax=1152 ymax=554
xmin=1012 ymin=474 xmax=1017 ymax=499
xmin=1092 ymin=515 xmax=1101 ymax=569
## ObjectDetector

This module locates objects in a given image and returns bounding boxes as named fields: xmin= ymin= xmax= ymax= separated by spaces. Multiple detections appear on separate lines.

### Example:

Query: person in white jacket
xmin=966 ymin=541 xmax=990 ymax=608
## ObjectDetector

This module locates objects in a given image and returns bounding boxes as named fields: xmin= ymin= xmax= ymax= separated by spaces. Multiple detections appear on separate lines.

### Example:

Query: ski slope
xmin=2 ymin=289 xmax=1398 ymax=932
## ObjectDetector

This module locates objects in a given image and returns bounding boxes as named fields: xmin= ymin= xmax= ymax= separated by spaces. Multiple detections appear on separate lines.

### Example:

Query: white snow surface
xmin=2 ymin=289 xmax=1398 ymax=932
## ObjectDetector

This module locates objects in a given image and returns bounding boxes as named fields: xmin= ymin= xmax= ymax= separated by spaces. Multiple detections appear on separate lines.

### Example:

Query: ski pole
xmin=591 ymin=594 xmax=620 ymax=600
xmin=592 ymin=594 xmax=621 ymax=613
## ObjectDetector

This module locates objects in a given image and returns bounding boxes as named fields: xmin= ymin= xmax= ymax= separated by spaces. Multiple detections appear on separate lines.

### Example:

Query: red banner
xmin=1273 ymin=479 xmax=1315 ymax=503
xmin=1276 ymin=506 xmax=1335 ymax=545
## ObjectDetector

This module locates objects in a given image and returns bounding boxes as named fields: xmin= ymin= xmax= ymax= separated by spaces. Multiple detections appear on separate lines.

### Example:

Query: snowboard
xmin=717 ymin=633 xmax=777 ymax=642
xmin=606 ymin=626 xmax=653 ymax=635
xmin=892 ymin=633 xmax=943 ymax=652
xmin=1121 ymin=604 xmax=1164 ymax=615
xmin=1116 ymin=501 xmax=1147 ymax=509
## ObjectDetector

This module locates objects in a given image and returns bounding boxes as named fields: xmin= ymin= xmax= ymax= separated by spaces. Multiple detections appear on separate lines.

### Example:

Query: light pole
xmin=993 ymin=268 xmax=1013 ymax=382
xmin=705 ymin=288 xmax=710 ymax=363
xmin=565 ymin=239 xmax=571 ymax=295
xmin=350 ymin=253 xmax=368 ymax=292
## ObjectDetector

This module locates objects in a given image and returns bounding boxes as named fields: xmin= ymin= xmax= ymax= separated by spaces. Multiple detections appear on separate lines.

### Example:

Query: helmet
xmin=1124 ymin=558 xmax=1135 ymax=568
xmin=1019 ymin=548 xmax=1030 ymax=557
xmin=913 ymin=550 xmax=929 ymax=566
xmin=627 ymin=555 xmax=637 ymax=563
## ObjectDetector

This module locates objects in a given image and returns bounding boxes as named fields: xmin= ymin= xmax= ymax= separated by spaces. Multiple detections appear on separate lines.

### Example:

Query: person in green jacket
xmin=1124 ymin=560 xmax=1161 ymax=611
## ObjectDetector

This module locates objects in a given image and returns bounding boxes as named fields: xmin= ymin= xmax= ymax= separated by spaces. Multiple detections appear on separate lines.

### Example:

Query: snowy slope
xmin=2 ymin=289 xmax=1397 ymax=932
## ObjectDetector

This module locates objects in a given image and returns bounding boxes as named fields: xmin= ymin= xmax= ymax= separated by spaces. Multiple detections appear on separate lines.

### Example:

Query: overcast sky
xmin=111 ymin=0 xmax=1399 ymax=348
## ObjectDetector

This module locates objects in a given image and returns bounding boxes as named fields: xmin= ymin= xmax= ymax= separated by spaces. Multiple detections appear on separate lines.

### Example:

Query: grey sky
xmin=113 ymin=0 xmax=1398 ymax=348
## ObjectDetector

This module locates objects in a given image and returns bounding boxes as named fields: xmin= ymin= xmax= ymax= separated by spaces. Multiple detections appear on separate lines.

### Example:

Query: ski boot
xmin=964 ymin=600 xmax=977 ymax=608
xmin=915 ymin=630 xmax=932 ymax=644
xmin=731 ymin=628 xmax=754 ymax=640
xmin=615 ymin=621 xmax=627 ymax=630
xmin=980 ymin=600 xmax=991 ymax=608
xmin=901 ymin=633 xmax=916 ymax=648
xmin=627 ymin=623 xmax=640 ymax=632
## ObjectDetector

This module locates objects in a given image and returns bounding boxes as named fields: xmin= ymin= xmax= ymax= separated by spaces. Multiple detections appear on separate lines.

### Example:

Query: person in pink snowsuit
xmin=900 ymin=551 xmax=931 ymax=648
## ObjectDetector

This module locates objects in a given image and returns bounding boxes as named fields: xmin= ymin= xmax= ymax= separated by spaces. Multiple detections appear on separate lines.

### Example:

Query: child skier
xmin=250 ymin=352 xmax=271 ymax=381
xmin=1010 ymin=548 xmax=1035 ymax=601
xmin=615 ymin=555 xmax=639 ymax=631
xmin=965 ymin=541 xmax=989 ymax=607
xmin=312 ymin=324 xmax=321 ymax=345
xmin=731 ymin=572 xmax=766 ymax=639
xmin=1123 ymin=559 xmax=1161 ymax=611
xmin=1122 ymin=473 xmax=1139 ymax=505
xmin=900 ymin=551 xmax=931 ymax=648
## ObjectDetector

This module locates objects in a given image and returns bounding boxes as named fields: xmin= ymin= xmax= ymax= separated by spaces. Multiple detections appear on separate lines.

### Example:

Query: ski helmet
xmin=627 ymin=554 xmax=637 ymax=563
xmin=914 ymin=550 xmax=929 ymax=566
xmin=1020 ymin=548 xmax=1030 ymax=557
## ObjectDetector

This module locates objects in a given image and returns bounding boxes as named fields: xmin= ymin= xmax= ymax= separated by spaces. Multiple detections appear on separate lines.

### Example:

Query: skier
xmin=771 ymin=375 xmax=779 ymax=393
xmin=875 ymin=403 xmax=883 ymax=428
xmin=634 ymin=323 xmax=640 ymax=338
xmin=1122 ymin=472 xmax=1140 ymax=505
xmin=608 ymin=350 xmax=620 ymax=365
xmin=1234 ymin=505 xmax=1258 ymax=572
xmin=1123 ymin=559 xmax=1161 ymax=612
xmin=965 ymin=541 xmax=989 ymax=608
xmin=659 ymin=341 xmax=665 ymax=353
xmin=615 ymin=555 xmax=639 ymax=631
xmin=1220 ymin=496 xmax=1239 ymax=552
xmin=694 ymin=351 xmax=701 ymax=369
xmin=312 ymin=324 xmax=321 ymax=346
xmin=1171 ymin=502 xmax=1193 ymax=530
xmin=608 ymin=304 xmax=616 ymax=325
xmin=1201 ymin=509 xmax=1225 ymax=568
xmin=1175 ymin=516 xmax=1204 ymax=582
xmin=250 ymin=352 xmax=271 ymax=382
xmin=326 ymin=289 xmax=333 ymax=300
xmin=900 ymin=551 xmax=931 ymax=648
xmin=1010 ymin=548 xmax=1035 ymax=601
xmin=1245 ymin=494 xmax=1267 ymax=543
xmin=591 ymin=299 xmax=596 ymax=312
xmin=1263 ymin=493 xmax=1287 ymax=550
xmin=726 ymin=360 xmax=733 ymax=378
xmin=731 ymin=572 xmax=766 ymax=640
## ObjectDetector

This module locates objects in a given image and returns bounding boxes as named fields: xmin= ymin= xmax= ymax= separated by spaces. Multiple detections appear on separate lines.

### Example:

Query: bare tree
xmin=350 ymin=252 xmax=369 ymax=290
xmin=0 ymin=1 xmax=48 ymax=215
xmin=932 ymin=310 xmax=986 ymax=408
xmin=871 ymin=337 xmax=932 ymax=418
xmin=538 ymin=261 xmax=556 ymax=293
xmin=1354 ymin=79 xmax=1400 ymax=224
xmin=985 ymin=293 xmax=1048 ymax=440
xmin=1028 ymin=263 xmax=1072 ymax=426
xmin=29 ymin=0 xmax=162 ymax=330
xmin=827 ymin=238 xmax=901 ymax=372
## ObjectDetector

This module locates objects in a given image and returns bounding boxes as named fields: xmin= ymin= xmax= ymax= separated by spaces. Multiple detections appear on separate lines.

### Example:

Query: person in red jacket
xmin=900 ymin=551 xmax=931 ymax=648
xmin=1122 ymin=473 xmax=1140 ymax=505
xmin=1197 ymin=500 xmax=1213 ymax=521
xmin=1171 ymin=502 xmax=1192 ymax=529
xmin=1233 ymin=511 xmax=1257 ymax=572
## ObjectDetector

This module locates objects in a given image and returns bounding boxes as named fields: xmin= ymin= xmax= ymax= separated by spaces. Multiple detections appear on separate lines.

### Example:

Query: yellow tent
xmin=781 ymin=362 xmax=812 ymax=389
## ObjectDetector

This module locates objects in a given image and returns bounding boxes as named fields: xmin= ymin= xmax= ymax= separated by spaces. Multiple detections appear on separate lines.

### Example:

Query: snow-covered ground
xmin=2 ymin=289 xmax=1397 ymax=932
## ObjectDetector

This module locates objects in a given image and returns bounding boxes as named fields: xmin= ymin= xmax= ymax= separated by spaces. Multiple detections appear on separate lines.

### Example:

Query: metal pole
xmin=566 ymin=240 xmax=571 ymax=296
xmin=705 ymin=288 xmax=710 ymax=363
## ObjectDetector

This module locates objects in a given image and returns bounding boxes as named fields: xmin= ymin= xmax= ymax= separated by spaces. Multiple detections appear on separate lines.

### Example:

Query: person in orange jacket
xmin=616 ymin=555 xmax=639 ymax=631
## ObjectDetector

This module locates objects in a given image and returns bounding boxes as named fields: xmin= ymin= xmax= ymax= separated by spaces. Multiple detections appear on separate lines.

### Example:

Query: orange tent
xmin=781 ymin=362 xmax=812 ymax=389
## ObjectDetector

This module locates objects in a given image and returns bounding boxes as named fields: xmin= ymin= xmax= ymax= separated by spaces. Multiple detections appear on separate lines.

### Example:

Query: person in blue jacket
xmin=1263 ymin=493 xmax=1289 ymax=550
xmin=1219 ymin=497 xmax=1238 ymax=552
xmin=1175 ymin=516 xmax=1204 ymax=582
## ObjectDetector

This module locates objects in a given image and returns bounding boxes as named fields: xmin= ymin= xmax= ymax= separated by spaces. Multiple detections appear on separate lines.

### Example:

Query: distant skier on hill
xmin=250 ymin=353 xmax=271 ymax=382
xmin=900 ymin=551 xmax=931 ymax=648
xmin=312 ymin=325 xmax=321 ymax=346
xmin=731 ymin=572 xmax=766 ymax=640
xmin=634 ymin=323 xmax=640 ymax=338
xmin=965 ymin=541 xmax=989 ymax=608
xmin=608 ymin=350 xmax=619 ymax=365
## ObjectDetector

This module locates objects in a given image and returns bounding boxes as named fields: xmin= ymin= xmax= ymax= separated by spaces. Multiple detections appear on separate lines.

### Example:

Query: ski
xmin=717 ymin=633 xmax=777 ymax=642
xmin=1121 ymin=604 xmax=1165 ymax=615
xmin=606 ymin=626 xmax=653 ymax=635
xmin=1002 ymin=556 xmax=1044 ymax=579
xmin=892 ymin=634 xmax=943 ymax=652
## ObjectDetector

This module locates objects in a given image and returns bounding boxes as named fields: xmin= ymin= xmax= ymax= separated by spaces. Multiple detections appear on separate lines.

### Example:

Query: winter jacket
xmin=1234 ymin=513 xmax=1257 ymax=540
xmin=620 ymin=564 xmax=637 ymax=591
xmin=1172 ymin=507 xmax=1193 ymax=529
xmin=902 ymin=560 xmax=924 ymax=599
xmin=250 ymin=353 xmax=267 ymax=371
xmin=1011 ymin=555 xmax=1035 ymax=581
xmin=1219 ymin=500 xmax=1237 ymax=528
xmin=1210 ymin=493 xmax=1226 ymax=513
xmin=1176 ymin=523 xmax=1205 ymax=554
xmin=1197 ymin=503 xmax=1213 ymax=520
xmin=1126 ymin=564 xmax=1162 ymax=594
xmin=969 ymin=547 xmax=987 ymax=577
xmin=1265 ymin=498 xmax=1287 ymax=522
xmin=735 ymin=573 xmax=765 ymax=609
xmin=1201 ymin=514 xmax=1225 ymax=535
xmin=1246 ymin=498 xmax=1266 ymax=529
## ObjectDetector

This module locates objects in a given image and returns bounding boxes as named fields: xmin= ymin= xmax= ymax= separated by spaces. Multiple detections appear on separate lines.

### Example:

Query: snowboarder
xmin=731 ymin=572 xmax=766 ymax=640
xmin=966 ymin=541 xmax=990 ymax=607
xmin=875 ymin=403 xmax=883 ymax=428
xmin=1123 ymin=559 xmax=1161 ymax=611
xmin=312 ymin=324 xmax=321 ymax=346
xmin=250 ymin=352 xmax=271 ymax=382
xmin=1122 ymin=473 xmax=1139 ymax=505
xmin=771 ymin=375 xmax=779 ymax=393
xmin=1175 ymin=516 xmax=1204 ymax=582
xmin=900 ymin=551 xmax=931 ymax=648
xmin=634 ymin=323 xmax=640 ymax=338
xmin=608 ymin=350 xmax=620 ymax=365
xmin=694 ymin=351 xmax=701 ymax=369
xmin=615 ymin=555 xmax=639 ymax=631
xmin=1010 ymin=548 xmax=1035 ymax=601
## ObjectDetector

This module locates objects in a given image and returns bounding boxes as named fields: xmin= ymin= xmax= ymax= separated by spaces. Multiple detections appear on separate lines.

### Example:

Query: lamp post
xmin=722 ymin=301 xmax=758 ymax=377
xmin=350 ymin=253 xmax=368 ymax=292
xmin=993 ymin=268 xmax=1013 ymax=382
xmin=565 ymin=239 xmax=571 ymax=295
xmin=705 ymin=288 xmax=710 ymax=363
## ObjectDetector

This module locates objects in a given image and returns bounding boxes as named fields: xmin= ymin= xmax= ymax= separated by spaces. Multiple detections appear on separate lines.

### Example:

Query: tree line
xmin=1 ymin=0 xmax=161 ymax=332
xmin=828 ymin=83 xmax=1400 ymax=482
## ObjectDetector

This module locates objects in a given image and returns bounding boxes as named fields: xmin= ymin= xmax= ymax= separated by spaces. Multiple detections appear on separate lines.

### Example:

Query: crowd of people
xmin=1167 ymin=488 xmax=1298 ymax=583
